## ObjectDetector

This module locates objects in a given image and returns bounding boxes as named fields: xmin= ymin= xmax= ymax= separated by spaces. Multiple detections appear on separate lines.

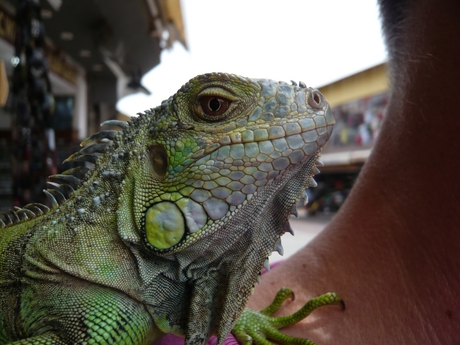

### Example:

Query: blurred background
xmin=0 ymin=0 xmax=387 ymax=255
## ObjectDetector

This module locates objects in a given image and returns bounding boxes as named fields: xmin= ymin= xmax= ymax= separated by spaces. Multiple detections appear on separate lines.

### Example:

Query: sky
xmin=117 ymin=0 xmax=387 ymax=116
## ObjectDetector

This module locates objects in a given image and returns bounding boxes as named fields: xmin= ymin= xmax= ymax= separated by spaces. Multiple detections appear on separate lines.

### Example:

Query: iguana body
xmin=0 ymin=73 xmax=339 ymax=345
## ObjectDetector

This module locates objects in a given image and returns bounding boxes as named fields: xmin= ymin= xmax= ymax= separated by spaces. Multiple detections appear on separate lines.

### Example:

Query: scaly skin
xmin=0 ymin=73 xmax=338 ymax=345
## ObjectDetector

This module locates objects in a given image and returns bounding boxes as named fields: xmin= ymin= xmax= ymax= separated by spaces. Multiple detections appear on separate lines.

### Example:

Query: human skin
xmin=248 ymin=0 xmax=460 ymax=344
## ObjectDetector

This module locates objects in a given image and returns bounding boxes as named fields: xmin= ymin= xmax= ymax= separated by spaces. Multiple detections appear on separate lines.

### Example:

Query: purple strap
xmin=155 ymin=334 xmax=238 ymax=345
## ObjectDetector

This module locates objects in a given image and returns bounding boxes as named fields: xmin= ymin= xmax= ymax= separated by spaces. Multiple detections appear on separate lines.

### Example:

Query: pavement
xmin=269 ymin=211 xmax=335 ymax=261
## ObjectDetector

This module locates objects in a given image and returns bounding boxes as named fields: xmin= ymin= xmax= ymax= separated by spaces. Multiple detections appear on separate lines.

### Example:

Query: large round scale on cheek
xmin=145 ymin=202 xmax=185 ymax=250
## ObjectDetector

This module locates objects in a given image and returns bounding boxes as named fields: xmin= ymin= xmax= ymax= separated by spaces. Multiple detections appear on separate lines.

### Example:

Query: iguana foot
xmin=232 ymin=289 xmax=344 ymax=345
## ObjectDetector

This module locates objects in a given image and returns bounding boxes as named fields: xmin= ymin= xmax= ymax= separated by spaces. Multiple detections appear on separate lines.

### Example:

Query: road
xmin=269 ymin=212 xmax=335 ymax=261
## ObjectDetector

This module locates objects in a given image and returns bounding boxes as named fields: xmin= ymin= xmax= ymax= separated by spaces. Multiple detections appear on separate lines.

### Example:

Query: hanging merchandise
xmin=11 ymin=0 xmax=56 ymax=207
xmin=0 ymin=61 xmax=8 ymax=106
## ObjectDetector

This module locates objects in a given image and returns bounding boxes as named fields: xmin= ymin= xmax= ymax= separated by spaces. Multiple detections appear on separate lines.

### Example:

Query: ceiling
xmin=1 ymin=0 xmax=185 ymax=100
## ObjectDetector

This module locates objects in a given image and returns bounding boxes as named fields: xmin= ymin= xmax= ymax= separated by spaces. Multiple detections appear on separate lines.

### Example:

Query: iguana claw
xmin=232 ymin=289 xmax=344 ymax=345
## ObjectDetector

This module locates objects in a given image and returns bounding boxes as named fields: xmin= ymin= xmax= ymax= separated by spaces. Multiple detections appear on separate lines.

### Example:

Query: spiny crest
xmin=0 ymin=119 xmax=132 ymax=228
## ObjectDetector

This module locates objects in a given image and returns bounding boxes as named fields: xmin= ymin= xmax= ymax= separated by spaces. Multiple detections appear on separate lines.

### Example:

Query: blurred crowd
xmin=329 ymin=92 xmax=387 ymax=148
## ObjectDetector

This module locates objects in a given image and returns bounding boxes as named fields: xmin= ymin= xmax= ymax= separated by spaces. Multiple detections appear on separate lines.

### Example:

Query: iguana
xmin=0 ymin=73 xmax=342 ymax=345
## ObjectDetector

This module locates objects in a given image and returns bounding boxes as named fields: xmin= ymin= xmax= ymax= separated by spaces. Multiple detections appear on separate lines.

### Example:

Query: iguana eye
xmin=199 ymin=96 xmax=230 ymax=117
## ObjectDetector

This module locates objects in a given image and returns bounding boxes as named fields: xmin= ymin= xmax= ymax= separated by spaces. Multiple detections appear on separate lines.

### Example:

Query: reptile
xmin=0 ymin=73 xmax=342 ymax=345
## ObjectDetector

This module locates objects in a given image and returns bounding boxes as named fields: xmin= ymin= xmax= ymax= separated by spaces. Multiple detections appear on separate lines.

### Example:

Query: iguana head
xmin=81 ymin=73 xmax=334 ymax=343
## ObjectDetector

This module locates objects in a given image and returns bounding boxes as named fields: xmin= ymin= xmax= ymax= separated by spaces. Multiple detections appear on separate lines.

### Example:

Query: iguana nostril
xmin=307 ymin=90 xmax=324 ymax=109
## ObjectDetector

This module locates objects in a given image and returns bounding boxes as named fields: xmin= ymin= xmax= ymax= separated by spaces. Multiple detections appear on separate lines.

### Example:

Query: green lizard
xmin=0 ymin=73 xmax=342 ymax=345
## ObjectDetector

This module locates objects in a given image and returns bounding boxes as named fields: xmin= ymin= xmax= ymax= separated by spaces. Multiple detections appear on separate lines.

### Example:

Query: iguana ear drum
xmin=149 ymin=144 xmax=168 ymax=179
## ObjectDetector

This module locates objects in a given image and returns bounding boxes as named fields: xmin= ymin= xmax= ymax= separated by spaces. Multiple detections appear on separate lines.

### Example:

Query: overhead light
xmin=80 ymin=50 xmax=91 ymax=58
xmin=11 ymin=56 xmax=20 ymax=67
xmin=47 ymin=0 xmax=62 ymax=11
xmin=41 ymin=9 xmax=53 ymax=19
xmin=60 ymin=32 xmax=74 ymax=41
xmin=92 ymin=64 xmax=103 ymax=72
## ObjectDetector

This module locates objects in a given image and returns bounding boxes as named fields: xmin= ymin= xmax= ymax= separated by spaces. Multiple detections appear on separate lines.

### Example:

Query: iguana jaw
xmin=140 ymin=154 xmax=321 ymax=343
xmin=180 ymin=153 xmax=321 ymax=343
xmin=219 ymin=155 xmax=321 ymax=342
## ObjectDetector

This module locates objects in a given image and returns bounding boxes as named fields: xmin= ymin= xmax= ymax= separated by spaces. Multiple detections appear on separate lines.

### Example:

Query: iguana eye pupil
xmin=199 ymin=96 xmax=230 ymax=116
xmin=210 ymin=98 xmax=221 ymax=111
